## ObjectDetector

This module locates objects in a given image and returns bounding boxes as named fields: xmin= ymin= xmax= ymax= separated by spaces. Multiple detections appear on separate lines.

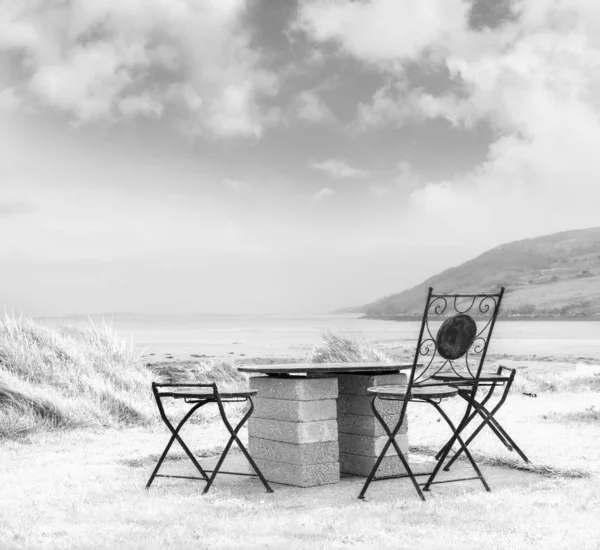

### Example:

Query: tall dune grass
xmin=146 ymin=357 xmax=247 ymax=387
xmin=309 ymin=330 xmax=391 ymax=364
xmin=0 ymin=314 xmax=155 ymax=438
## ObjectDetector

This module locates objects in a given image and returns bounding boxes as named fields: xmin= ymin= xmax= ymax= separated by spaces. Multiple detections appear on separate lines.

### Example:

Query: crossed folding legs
xmin=358 ymin=390 xmax=490 ymax=501
xmin=146 ymin=383 xmax=273 ymax=494
xmin=434 ymin=366 xmax=529 ymax=472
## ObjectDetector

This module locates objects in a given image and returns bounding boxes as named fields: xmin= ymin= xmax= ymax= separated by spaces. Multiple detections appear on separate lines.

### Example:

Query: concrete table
xmin=237 ymin=363 xmax=413 ymax=488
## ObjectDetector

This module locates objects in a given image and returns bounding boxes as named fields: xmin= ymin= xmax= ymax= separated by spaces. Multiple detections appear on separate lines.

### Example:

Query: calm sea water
xmin=36 ymin=313 xmax=600 ymax=363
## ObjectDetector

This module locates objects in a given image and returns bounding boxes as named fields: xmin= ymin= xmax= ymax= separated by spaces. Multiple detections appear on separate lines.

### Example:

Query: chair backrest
xmin=407 ymin=287 xmax=504 ymax=393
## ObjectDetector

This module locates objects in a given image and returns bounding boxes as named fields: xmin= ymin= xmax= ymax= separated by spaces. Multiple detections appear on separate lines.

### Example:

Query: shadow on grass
xmin=121 ymin=446 xmax=227 ymax=468
xmin=410 ymin=444 xmax=591 ymax=479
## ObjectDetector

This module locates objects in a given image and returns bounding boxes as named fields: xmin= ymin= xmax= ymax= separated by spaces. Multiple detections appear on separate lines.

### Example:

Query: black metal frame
xmin=434 ymin=365 xmax=529 ymax=470
xmin=146 ymin=382 xmax=273 ymax=494
xmin=358 ymin=287 xmax=505 ymax=500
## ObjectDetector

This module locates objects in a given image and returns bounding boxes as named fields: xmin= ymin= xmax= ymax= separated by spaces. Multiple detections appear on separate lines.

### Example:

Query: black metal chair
xmin=358 ymin=287 xmax=505 ymax=501
xmin=146 ymin=382 xmax=273 ymax=494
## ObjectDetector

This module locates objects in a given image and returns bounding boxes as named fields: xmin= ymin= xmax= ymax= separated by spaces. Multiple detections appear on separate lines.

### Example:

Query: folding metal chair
xmin=358 ymin=287 xmax=505 ymax=501
xmin=145 ymin=382 xmax=273 ymax=494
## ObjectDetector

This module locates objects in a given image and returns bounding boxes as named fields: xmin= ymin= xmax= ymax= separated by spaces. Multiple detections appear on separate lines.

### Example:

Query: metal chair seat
xmin=431 ymin=372 xmax=511 ymax=384
xmin=368 ymin=384 xmax=459 ymax=399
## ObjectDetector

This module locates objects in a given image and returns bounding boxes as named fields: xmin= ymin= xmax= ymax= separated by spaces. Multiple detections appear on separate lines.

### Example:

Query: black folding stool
xmin=146 ymin=382 xmax=273 ymax=494
xmin=358 ymin=287 xmax=507 ymax=501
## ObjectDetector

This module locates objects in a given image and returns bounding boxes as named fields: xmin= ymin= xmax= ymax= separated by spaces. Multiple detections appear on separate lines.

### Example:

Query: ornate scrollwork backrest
xmin=410 ymin=288 xmax=504 ymax=387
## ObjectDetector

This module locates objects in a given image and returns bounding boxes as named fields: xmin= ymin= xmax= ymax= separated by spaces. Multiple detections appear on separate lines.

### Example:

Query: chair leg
xmin=206 ymin=397 xmax=273 ymax=494
xmin=444 ymin=382 xmax=528 ymax=471
xmin=230 ymin=399 xmax=274 ymax=493
xmin=464 ymin=389 xmax=515 ymax=449
xmin=446 ymin=400 xmax=529 ymax=468
xmin=422 ymin=399 xmax=490 ymax=493
xmin=146 ymin=401 xmax=210 ymax=489
xmin=358 ymin=397 xmax=425 ymax=501
xmin=435 ymin=384 xmax=499 ymax=460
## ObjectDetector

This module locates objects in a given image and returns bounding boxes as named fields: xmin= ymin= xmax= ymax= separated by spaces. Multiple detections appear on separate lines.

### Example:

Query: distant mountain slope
xmin=353 ymin=227 xmax=600 ymax=318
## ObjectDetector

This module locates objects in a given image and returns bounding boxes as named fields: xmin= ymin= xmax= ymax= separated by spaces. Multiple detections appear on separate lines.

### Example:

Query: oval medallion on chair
xmin=436 ymin=314 xmax=477 ymax=360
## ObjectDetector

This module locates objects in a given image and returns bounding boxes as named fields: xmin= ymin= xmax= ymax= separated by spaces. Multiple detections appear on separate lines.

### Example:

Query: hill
xmin=351 ymin=227 xmax=600 ymax=318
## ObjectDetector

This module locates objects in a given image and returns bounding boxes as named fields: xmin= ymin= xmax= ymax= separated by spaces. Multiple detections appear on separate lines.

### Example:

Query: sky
xmin=1 ymin=0 xmax=600 ymax=316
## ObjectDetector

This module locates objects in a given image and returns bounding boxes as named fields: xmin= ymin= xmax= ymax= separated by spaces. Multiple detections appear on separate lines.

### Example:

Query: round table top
xmin=237 ymin=362 xmax=414 ymax=375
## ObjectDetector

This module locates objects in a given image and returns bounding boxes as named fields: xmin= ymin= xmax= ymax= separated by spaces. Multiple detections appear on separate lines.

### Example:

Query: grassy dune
xmin=0 ymin=314 xmax=154 ymax=438
xmin=0 ymin=315 xmax=247 ymax=439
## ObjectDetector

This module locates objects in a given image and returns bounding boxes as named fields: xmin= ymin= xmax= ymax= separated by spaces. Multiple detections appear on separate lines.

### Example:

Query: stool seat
xmin=158 ymin=388 xmax=257 ymax=400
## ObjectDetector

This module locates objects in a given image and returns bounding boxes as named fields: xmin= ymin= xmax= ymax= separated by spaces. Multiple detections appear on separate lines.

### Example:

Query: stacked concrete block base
xmin=337 ymin=373 xmax=409 ymax=477
xmin=248 ymin=376 xmax=340 ymax=487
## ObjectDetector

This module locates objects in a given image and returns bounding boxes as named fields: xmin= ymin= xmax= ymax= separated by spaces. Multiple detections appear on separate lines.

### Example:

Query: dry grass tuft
xmin=540 ymin=405 xmax=600 ymax=424
xmin=309 ymin=330 xmax=390 ymax=364
xmin=511 ymin=368 xmax=600 ymax=394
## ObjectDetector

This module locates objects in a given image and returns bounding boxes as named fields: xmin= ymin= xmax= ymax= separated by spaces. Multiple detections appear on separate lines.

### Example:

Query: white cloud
xmin=165 ymin=83 xmax=203 ymax=112
xmin=295 ymin=0 xmax=469 ymax=67
xmin=0 ymin=0 xmax=277 ymax=137
xmin=311 ymin=187 xmax=334 ymax=202
xmin=295 ymin=90 xmax=335 ymax=123
xmin=354 ymin=79 xmax=463 ymax=130
xmin=118 ymin=94 xmax=164 ymax=118
xmin=298 ymin=0 xmax=600 ymax=247
xmin=309 ymin=158 xmax=369 ymax=178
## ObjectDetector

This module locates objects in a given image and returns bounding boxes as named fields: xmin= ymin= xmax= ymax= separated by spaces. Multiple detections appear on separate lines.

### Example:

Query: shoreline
xmin=144 ymin=352 xmax=600 ymax=373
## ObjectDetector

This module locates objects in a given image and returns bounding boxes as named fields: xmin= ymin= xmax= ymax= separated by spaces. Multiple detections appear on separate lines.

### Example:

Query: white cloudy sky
xmin=1 ymin=0 xmax=599 ymax=316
